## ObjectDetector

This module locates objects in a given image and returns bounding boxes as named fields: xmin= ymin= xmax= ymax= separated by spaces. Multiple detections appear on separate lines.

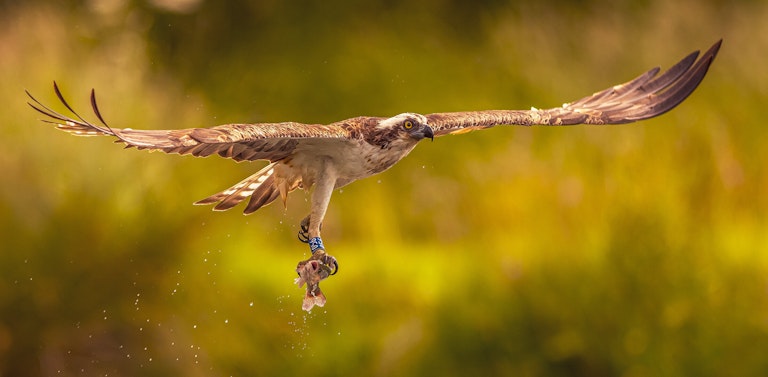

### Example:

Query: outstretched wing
xmin=26 ymin=83 xmax=353 ymax=162
xmin=426 ymin=40 xmax=721 ymax=137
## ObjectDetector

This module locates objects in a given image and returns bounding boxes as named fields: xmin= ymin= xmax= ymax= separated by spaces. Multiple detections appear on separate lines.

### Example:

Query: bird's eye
xmin=404 ymin=120 xmax=414 ymax=129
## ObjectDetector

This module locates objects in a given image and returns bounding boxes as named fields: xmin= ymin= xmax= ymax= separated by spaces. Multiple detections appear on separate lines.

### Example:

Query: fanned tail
xmin=194 ymin=162 xmax=284 ymax=214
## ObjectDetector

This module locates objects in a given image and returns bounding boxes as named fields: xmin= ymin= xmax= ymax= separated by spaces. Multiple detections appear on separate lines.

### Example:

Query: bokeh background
xmin=1 ymin=0 xmax=767 ymax=375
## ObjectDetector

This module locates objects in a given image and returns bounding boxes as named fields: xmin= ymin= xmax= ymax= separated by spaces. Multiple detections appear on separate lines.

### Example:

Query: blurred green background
xmin=1 ymin=0 xmax=767 ymax=375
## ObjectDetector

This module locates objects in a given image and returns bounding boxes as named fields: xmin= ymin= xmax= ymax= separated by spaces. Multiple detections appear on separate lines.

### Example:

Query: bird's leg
xmin=293 ymin=162 xmax=339 ymax=311
xmin=302 ymin=168 xmax=338 ymax=273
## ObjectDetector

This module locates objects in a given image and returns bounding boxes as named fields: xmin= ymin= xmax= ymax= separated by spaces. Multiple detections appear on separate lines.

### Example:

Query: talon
xmin=297 ymin=215 xmax=324 ymax=245
xmin=297 ymin=230 xmax=309 ymax=243
xmin=329 ymin=259 xmax=339 ymax=275
xmin=297 ymin=218 xmax=310 ymax=243
xmin=319 ymin=253 xmax=338 ymax=275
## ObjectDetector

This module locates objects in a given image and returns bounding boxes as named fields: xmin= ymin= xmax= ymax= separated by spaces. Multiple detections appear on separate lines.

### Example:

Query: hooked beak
xmin=424 ymin=126 xmax=434 ymax=141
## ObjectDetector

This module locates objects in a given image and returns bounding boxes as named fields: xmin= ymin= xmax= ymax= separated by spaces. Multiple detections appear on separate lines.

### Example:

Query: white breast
xmin=278 ymin=138 xmax=419 ymax=189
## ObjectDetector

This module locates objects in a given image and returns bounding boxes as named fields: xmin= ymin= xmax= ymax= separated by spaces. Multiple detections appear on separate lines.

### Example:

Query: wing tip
xmin=28 ymin=81 xmax=119 ymax=138
xmin=586 ymin=39 xmax=722 ymax=124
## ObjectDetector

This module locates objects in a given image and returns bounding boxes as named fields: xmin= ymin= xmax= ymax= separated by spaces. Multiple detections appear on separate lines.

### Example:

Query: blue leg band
xmin=309 ymin=237 xmax=324 ymax=253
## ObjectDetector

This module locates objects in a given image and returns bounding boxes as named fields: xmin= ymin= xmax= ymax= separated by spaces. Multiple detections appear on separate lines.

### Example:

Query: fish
xmin=294 ymin=250 xmax=338 ymax=311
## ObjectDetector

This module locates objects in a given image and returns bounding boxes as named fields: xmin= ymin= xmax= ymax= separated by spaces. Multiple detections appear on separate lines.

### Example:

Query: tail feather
xmin=244 ymin=175 xmax=281 ymax=214
xmin=194 ymin=163 xmax=283 ymax=214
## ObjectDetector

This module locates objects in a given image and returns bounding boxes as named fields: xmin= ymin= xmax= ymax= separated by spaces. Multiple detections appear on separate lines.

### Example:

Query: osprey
xmin=27 ymin=40 xmax=721 ymax=310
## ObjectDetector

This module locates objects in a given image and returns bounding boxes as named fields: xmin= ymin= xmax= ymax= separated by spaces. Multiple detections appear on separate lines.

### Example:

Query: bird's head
xmin=377 ymin=113 xmax=434 ymax=142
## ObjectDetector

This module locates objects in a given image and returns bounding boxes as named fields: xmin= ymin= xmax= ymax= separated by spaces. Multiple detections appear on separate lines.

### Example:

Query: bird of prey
xmin=27 ymin=40 xmax=721 ymax=310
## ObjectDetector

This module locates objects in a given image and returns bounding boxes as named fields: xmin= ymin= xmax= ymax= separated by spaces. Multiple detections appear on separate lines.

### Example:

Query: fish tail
xmin=302 ymin=289 xmax=326 ymax=311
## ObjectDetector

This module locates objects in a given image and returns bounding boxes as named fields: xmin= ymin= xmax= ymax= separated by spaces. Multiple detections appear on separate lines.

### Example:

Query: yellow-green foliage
xmin=1 ymin=1 xmax=767 ymax=375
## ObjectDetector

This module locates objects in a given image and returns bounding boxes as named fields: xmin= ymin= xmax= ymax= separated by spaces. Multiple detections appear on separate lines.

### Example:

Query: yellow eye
xmin=404 ymin=120 xmax=414 ymax=129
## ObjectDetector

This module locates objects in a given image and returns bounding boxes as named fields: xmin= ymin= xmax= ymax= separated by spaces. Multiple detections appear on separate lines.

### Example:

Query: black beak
xmin=424 ymin=126 xmax=434 ymax=141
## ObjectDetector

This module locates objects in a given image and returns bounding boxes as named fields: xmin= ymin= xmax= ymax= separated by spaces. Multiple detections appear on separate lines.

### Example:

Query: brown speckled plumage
xmin=26 ymin=41 xmax=722 ymax=311
xmin=27 ymin=40 xmax=720 ymax=218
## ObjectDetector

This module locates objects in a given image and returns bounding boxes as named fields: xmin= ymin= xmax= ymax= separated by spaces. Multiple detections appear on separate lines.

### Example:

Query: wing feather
xmin=28 ymin=40 xmax=721 ymax=159
xmin=426 ymin=39 xmax=721 ymax=136
xmin=27 ymin=83 xmax=353 ymax=163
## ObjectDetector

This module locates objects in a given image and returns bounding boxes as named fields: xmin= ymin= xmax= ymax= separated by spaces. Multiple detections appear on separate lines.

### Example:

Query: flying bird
xmin=27 ymin=40 xmax=721 ymax=310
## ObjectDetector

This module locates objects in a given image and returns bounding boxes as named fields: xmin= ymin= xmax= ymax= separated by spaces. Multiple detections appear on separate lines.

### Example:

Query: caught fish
xmin=294 ymin=250 xmax=338 ymax=311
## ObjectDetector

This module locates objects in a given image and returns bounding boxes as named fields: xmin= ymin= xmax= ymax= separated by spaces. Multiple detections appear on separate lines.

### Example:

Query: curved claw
xmin=297 ymin=216 xmax=323 ymax=244
xmin=297 ymin=217 xmax=311 ymax=243
xmin=297 ymin=230 xmax=310 ymax=243
xmin=321 ymin=254 xmax=338 ymax=275
xmin=329 ymin=259 xmax=339 ymax=275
